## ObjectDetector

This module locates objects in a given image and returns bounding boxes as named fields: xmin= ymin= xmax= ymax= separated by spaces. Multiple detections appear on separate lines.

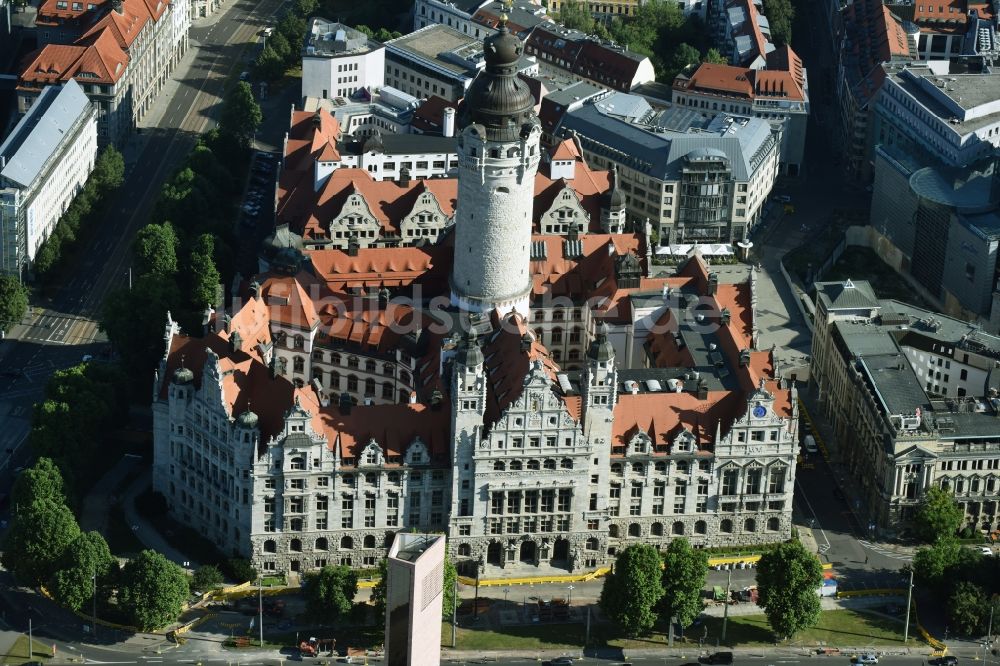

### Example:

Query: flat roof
xmin=385 ymin=25 xmax=482 ymax=76
xmin=859 ymin=352 xmax=930 ymax=417
xmin=886 ymin=63 xmax=1000 ymax=133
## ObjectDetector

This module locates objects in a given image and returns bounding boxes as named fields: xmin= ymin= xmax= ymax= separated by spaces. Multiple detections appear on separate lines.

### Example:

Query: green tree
xmin=373 ymin=28 xmax=402 ymax=42
xmin=12 ymin=457 xmax=65 ymax=508
xmin=599 ymin=544 xmax=664 ymax=636
xmin=913 ymin=487 xmax=964 ymax=543
xmin=268 ymin=31 xmax=292 ymax=62
xmin=187 ymin=234 xmax=221 ymax=310
xmin=50 ymin=531 xmax=117 ymax=612
xmin=293 ymin=0 xmax=316 ymax=18
xmin=255 ymin=45 xmax=286 ymax=81
xmin=762 ymin=0 xmax=793 ymax=45
xmin=304 ymin=565 xmax=358 ymax=621
xmin=442 ymin=554 xmax=457 ymax=619
xmin=353 ymin=24 xmax=373 ymax=36
xmin=660 ymin=538 xmax=708 ymax=632
xmin=0 ymin=275 xmax=28 ymax=334
xmin=191 ymin=564 xmax=224 ymax=592
xmin=756 ymin=541 xmax=823 ymax=640
xmin=91 ymin=145 xmax=125 ymax=192
xmin=557 ymin=0 xmax=594 ymax=33
xmin=100 ymin=275 xmax=180 ymax=375
xmin=32 ymin=237 xmax=60 ymax=278
xmin=225 ymin=558 xmax=258 ymax=584
xmin=912 ymin=538 xmax=963 ymax=587
xmin=948 ymin=581 xmax=988 ymax=635
xmin=218 ymin=82 xmax=262 ymax=149
xmin=666 ymin=42 xmax=701 ymax=81
xmin=703 ymin=47 xmax=727 ymax=64
xmin=118 ymin=550 xmax=190 ymax=631
xmin=370 ymin=559 xmax=388 ymax=625
xmin=2 ymin=498 xmax=81 ymax=585
xmin=134 ymin=223 xmax=178 ymax=278
xmin=278 ymin=13 xmax=308 ymax=53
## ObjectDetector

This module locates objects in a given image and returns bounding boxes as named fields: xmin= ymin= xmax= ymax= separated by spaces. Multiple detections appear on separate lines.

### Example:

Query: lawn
xmin=2 ymin=636 xmax=52 ymax=665
xmin=440 ymin=621 xmax=584 ymax=651
xmin=605 ymin=610 xmax=916 ymax=649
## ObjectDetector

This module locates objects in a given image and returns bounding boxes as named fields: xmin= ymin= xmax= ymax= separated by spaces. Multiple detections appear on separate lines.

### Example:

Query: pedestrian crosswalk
xmin=858 ymin=539 xmax=913 ymax=562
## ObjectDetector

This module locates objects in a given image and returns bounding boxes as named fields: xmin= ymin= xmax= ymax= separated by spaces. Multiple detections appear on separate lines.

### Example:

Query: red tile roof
xmin=308 ymin=245 xmax=451 ymax=293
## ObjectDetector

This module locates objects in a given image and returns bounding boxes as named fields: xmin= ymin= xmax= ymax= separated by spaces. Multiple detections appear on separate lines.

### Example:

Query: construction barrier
xmin=40 ymin=585 xmax=142 ymax=633
xmin=457 ymin=567 xmax=611 ymax=588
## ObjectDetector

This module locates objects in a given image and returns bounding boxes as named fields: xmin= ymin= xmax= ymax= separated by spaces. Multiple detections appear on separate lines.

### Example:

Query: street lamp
xmin=502 ymin=587 xmax=510 ymax=606
xmin=567 ymin=585 xmax=574 ymax=606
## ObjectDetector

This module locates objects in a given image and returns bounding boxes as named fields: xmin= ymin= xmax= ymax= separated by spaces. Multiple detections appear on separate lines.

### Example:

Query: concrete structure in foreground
xmin=0 ymin=79 xmax=97 ymax=278
xmin=385 ymin=533 xmax=445 ymax=666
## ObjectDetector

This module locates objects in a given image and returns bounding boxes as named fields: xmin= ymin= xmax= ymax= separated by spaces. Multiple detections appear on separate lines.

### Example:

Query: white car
xmin=856 ymin=654 xmax=879 ymax=664
xmin=803 ymin=434 xmax=818 ymax=454
xmin=980 ymin=546 xmax=994 ymax=556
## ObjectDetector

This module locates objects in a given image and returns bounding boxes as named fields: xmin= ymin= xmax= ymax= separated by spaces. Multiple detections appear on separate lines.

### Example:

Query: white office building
xmin=0 ymin=80 xmax=97 ymax=278
xmin=302 ymin=19 xmax=385 ymax=101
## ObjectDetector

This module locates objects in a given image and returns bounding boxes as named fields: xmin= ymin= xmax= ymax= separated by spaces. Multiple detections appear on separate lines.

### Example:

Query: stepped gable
xmin=481 ymin=312 xmax=566 ymax=427
xmin=532 ymin=145 xmax=611 ymax=231
xmin=612 ymin=389 xmax=742 ymax=453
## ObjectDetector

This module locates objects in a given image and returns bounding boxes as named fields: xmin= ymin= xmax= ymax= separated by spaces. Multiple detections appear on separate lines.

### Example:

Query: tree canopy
xmin=948 ymin=581 xmax=989 ymax=636
xmin=134 ymin=222 xmax=179 ymax=278
xmin=599 ymin=544 xmax=664 ymax=636
xmin=913 ymin=487 xmax=964 ymax=543
xmin=305 ymin=565 xmax=358 ymax=621
xmin=12 ymin=457 xmax=65 ymax=508
xmin=186 ymin=233 xmax=221 ymax=311
xmin=756 ymin=541 xmax=823 ymax=640
xmin=0 ymin=275 xmax=28 ymax=333
xmin=370 ymin=559 xmax=388 ymax=625
xmin=660 ymin=538 xmax=708 ymax=629
xmin=50 ymin=531 xmax=118 ymax=611
xmin=218 ymin=82 xmax=262 ymax=149
xmin=118 ymin=550 xmax=190 ymax=631
xmin=191 ymin=564 xmax=224 ymax=592
xmin=762 ymin=0 xmax=793 ymax=45
xmin=557 ymin=0 xmax=594 ymax=33
xmin=442 ymin=555 xmax=457 ymax=619
xmin=2 ymin=497 xmax=81 ymax=585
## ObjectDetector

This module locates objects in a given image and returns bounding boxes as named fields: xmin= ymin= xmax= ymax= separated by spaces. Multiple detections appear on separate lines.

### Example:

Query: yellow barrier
xmin=457 ymin=568 xmax=612 ymax=587
xmin=174 ymin=614 xmax=213 ymax=636
xmin=218 ymin=581 xmax=252 ymax=595
xmin=911 ymin=598 xmax=947 ymax=651
xmin=41 ymin=586 xmax=143 ymax=632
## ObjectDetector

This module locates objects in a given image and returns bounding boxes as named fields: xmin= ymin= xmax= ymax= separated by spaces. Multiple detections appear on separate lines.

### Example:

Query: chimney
xmin=347 ymin=234 xmax=360 ymax=256
xmin=696 ymin=379 xmax=708 ymax=400
xmin=339 ymin=392 xmax=352 ymax=415
xmin=430 ymin=389 xmax=444 ymax=410
xmin=249 ymin=280 xmax=262 ymax=300
xmin=520 ymin=333 xmax=532 ymax=352
xmin=378 ymin=287 xmax=390 ymax=306
xmin=443 ymin=106 xmax=456 ymax=138
xmin=721 ymin=307 xmax=731 ymax=324
xmin=707 ymin=272 xmax=718 ymax=296
xmin=229 ymin=330 xmax=243 ymax=353
xmin=740 ymin=349 xmax=751 ymax=367
xmin=399 ymin=165 xmax=411 ymax=187
xmin=408 ymin=391 xmax=418 ymax=404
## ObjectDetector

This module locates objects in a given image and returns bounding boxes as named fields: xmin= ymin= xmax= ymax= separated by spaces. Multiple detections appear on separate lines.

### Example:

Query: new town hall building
xmin=152 ymin=21 xmax=800 ymax=575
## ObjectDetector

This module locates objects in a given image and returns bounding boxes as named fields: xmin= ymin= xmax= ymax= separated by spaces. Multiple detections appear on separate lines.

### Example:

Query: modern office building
xmin=384 ymin=533 xmax=445 ymax=666
xmin=301 ymin=19 xmax=385 ymax=101
xmin=810 ymin=279 xmax=1000 ymax=534
xmin=0 ymin=80 xmax=97 ymax=278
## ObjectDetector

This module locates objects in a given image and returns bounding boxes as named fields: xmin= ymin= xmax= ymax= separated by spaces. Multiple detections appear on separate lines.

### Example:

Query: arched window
xmin=608 ymin=524 xmax=620 ymax=538
xmin=366 ymin=360 xmax=376 ymax=373
xmin=293 ymin=357 xmax=305 ymax=373
xmin=552 ymin=327 xmax=564 ymax=343
xmin=340 ymin=536 xmax=354 ymax=550
xmin=568 ymin=349 xmax=580 ymax=361
xmin=382 ymin=382 xmax=394 ymax=399
xmin=672 ymin=521 xmax=685 ymax=535
xmin=312 ymin=368 xmax=323 ymax=384
xmin=331 ymin=353 xmax=342 ymax=365
xmin=290 ymin=538 xmax=302 ymax=552
xmin=365 ymin=378 xmax=376 ymax=396
xmin=347 ymin=356 xmax=359 ymax=369
xmin=651 ymin=522 xmax=663 ymax=536
xmin=347 ymin=375 xmax=358 ymax=391
xmin=632 ymin=463 xmax=644 ymax=475
xmin=312 ymin=349 xmax=324 ymax=362
xmin=264 ymin=539 xmax=277 ymax=553
xmin=365 ymin=473 xmax=378 ymax=485
xmin=458 ymin=543 xmax=472 ymax=556
xmin=767 ymin=517 xmax=780 ymax=532
xmin=315 ymin=537 xmax=328 ymax=551
xmin=695 ymin=520 xmax=707 ymax=535
xmin=655 ymin=462 xmax=667 ymax=473
xmin=611 ymin=463 xmax=623 ymax=475
xmin=290 ymin=518 xmax=303 ymax=531
xmin=494 ymin=460 xmax=506 ymax=471
xmin=388 ymin=472 xmax=400 ymax=484
xmin=330 ymin=371 xmax=340 ymax=389
xmin=586 ymin=537 xmax=600 ymax=550
xmin=527 ymin=460 xmax=540 ymax=470
xmin=677 ymin=461 xmax=689 ymax=474
xmin=628 ymin=523 xmax=641 ymax=537
xmin=720 ymin=519 xmax=733 ymax=533
xmin=364 ymin=535 xmax=376 ymax=548
xmin=744 ymin=518 xmax=756 ymax=533
xmin=400 ymin=371 xmax=411 ymax=385
xmin=510 ymin=460 xmax=523 ymax=471
xmin=383 ymin=363 xmax=393 ymax=376
xmin=293 ymin=335 xmax=304 ymax=349
xmin=544 ymin=459 xmax=556 ymax=470
xmin=553 ymin=350 xmax=562 ymax=361
xmin=560 ymin=458 xmax=573 ymax=469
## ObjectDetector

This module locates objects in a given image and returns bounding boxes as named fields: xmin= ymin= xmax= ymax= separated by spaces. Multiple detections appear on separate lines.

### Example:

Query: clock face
xmin=752 ymin=405 xmax=767 ymax=418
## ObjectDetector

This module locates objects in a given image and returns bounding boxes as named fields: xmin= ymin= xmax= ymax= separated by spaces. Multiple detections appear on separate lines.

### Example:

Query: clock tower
xmin=450 ymin=16 xmax=541 ymax=318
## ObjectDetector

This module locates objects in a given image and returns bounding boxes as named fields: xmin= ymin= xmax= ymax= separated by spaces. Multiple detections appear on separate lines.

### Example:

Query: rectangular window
xmin=558 ymin=489 xmax=572 ymax=512
xmin=525 ymin=490 xmax=539 ymax=513
xmin=507 ymin=491 xmax=522 ymax=514
xmin=341 ymin=497 xmax=353 ymax=528
xmin=491 ymin=491 xmax=504 ymax=515
xmin=541 ymin=490 xmax=555 ymax=512
xmin=609 ymin=484 xmax=621 ymax=499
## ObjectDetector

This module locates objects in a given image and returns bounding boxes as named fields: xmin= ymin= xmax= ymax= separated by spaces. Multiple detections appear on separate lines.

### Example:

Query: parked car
xmin=980 ymin=546 xmax=994 ymax=556
xmin=773 ymin=194 xmax=792 ymax=203
xmin=803 ymin=434 xmax=818 ymax=454
xmin=855 ymin=654 xmax=879 ymax=664
xmin=935 ymin=656 xmax=958 ymax=666
xmin=703 ymin=653 xmax=733 ymax=665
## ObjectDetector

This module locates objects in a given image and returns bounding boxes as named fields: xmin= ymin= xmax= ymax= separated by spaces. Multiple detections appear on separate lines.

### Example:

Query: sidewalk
xmin=121 ymin=468 xmax=200 ymax=568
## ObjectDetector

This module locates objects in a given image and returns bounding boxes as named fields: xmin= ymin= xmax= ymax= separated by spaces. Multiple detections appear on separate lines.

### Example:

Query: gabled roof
xmin=308 ymin=244 xmax=451 ymax=293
